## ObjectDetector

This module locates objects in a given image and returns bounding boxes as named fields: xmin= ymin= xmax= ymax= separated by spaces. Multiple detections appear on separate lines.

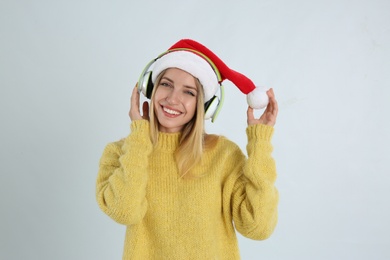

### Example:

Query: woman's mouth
xmin=162 ymin=106 xmax=182 ymax=116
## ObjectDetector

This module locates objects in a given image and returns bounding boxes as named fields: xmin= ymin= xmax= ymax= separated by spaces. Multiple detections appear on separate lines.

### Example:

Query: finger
xmin=272 ymin=98 xmax=278 ymax=116
xmin=267 ymin=88 xmax=275 ymax=99
xmin=247 ymin=106 xmax=255 ymax=121
xmin=131 ymin=85 xmax=140 ymax=108
xmin=130 ymin=85 xmax=142 ymax=120
xmin=142 ymin=101 xmax=149 ymax=120
xmin=267 ymin=91 xmax=278 ymax=125
xmin=268 ymin=89 xmax=278 ymax=116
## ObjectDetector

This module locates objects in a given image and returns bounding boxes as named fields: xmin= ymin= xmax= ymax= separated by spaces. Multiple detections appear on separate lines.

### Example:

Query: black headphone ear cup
xmin=204 ymin=96 xmax=220 ymax=120
xmin=145 ymin=72 xmax=154 ymax=99
xmin=139 ymin=71 xmax=154 ymax=99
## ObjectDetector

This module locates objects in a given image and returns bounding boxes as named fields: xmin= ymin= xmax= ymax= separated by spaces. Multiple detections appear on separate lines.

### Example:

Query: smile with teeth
xmin=163 ymin=106 xmax=182 ymax=115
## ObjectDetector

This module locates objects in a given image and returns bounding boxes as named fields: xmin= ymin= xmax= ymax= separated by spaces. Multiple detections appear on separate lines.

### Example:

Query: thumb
xmin=247 ymin=106 xmax=254 ymax=121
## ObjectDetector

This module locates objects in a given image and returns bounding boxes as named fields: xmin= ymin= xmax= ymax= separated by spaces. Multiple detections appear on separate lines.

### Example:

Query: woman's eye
xmin=160 ymin=82 xmax=171 ymax=87
xmin=185 ymin=91 xmax=196 ymax=97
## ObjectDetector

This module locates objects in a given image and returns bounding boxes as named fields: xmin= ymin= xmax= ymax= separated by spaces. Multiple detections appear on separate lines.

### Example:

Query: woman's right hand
xmin=129 ymin=84 xmax=149 ymax=121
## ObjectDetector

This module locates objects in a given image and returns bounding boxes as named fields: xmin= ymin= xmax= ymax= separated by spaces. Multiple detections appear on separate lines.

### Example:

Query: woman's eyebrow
xmin=161 ymin=76 xmax=174 ymax=83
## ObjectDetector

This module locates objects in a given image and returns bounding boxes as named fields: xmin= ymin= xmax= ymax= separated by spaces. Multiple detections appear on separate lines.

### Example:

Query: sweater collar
xmin=156 ymin=131 xmax=181 ymax=151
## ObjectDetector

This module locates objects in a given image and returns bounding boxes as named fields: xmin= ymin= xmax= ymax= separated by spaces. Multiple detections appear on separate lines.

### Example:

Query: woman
xmin=96 ymin=39 xmax=278 ymax=259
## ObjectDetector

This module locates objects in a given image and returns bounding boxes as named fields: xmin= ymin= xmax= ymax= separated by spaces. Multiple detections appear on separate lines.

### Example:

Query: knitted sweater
xmin=96 ymin=120 xmax=278 ymax=260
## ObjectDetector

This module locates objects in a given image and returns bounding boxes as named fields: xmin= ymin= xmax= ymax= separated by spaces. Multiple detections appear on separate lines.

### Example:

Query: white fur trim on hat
xmin=151 ymin=51 xmax=219 ymax=102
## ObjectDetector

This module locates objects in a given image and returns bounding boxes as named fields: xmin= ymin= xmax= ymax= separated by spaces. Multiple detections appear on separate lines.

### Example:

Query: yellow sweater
xmin=96 ymin=120 xmax=278 ymax=259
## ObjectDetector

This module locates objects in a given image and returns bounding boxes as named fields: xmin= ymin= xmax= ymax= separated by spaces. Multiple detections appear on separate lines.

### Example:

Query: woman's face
xmin=153 ymin=68 xmax=198 ymax=133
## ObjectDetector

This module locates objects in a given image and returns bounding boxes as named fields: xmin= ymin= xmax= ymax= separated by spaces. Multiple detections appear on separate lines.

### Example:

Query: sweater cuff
xmin=123 ymin=120 xmax=152 ymax=152
xmin=130 ymin=120 xmax=149 ymax=133
xmin=246 ymin=124 xmax=274 ymax=142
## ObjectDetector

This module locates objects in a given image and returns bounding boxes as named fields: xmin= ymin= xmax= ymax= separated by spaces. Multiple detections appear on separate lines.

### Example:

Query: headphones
xmin=137 ymin=49 xmax=225 ymax=122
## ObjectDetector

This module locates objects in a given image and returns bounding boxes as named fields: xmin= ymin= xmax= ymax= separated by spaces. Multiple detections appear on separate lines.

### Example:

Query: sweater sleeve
xmin=96 ymin=120 xmax=152 ymax=225
xmin=231 ymin=124 xmax=279 ymax=240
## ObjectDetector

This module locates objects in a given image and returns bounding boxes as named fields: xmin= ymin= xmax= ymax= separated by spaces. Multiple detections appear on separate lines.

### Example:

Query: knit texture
xmin=96 ymin=120 xmax=278 ymax=259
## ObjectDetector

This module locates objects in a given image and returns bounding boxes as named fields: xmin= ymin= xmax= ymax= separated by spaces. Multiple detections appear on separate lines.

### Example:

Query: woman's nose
xmin=166 ymin=89 xmax=180 ymax=104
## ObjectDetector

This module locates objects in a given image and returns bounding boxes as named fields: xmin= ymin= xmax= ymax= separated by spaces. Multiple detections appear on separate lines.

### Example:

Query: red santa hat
xmin=151 ymin=39 xmax=269 ymax=109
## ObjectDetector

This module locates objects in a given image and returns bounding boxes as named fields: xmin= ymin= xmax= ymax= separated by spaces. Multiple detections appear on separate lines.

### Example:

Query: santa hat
xmin=151 ymin=39 xmax=269 ymax=109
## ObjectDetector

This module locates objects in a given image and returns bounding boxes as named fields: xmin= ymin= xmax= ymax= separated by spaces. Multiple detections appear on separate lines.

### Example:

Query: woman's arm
xmin=96 ymin=85 xmax=152 ymax=225
xmin=230 ymin=88 xmax=279 ymax=239
xmin=96 ymin=120 xmax=152 ymax=225
xmin=231 ymin=124 xmax=278 ymax=240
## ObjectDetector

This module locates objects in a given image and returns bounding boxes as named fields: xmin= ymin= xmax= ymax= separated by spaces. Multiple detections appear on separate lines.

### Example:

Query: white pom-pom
xmin=247 ymin=86 xmax=269 ymax=109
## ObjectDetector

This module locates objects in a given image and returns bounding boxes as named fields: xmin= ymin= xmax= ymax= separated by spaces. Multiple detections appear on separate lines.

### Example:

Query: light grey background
xmin=1 ymin=0 xmax=389 ymax=259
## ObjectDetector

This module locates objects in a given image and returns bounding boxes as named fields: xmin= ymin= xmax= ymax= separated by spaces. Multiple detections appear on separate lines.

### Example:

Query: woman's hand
xmin=247 ymin=88 xmax=278 ymax=127
xmin=129 ymin=84 xmax=149 ymax=121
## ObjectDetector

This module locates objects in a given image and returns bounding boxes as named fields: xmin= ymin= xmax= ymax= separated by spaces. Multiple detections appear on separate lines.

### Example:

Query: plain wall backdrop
xmin=1 ymin=0 xmax=389 ymax=259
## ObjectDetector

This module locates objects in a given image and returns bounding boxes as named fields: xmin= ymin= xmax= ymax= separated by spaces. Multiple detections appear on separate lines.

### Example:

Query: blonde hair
xmin=149 ymin=70 xmax=219 ymax=178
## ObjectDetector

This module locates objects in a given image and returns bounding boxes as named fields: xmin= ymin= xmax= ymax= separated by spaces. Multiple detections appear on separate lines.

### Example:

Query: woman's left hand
xmin=247 ymin=88 xmax=278 ymax=127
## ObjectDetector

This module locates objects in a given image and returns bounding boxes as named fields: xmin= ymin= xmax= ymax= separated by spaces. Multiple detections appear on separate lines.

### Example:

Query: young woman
xmin=96 ymin=39 xmax=279 ymax=259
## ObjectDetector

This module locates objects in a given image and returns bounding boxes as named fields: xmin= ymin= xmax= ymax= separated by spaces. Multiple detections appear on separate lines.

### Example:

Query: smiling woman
xmin=153 ymin=68 xmax=198 ymax=133
xmin=96 ymin=39 xmax=279 ymax=259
